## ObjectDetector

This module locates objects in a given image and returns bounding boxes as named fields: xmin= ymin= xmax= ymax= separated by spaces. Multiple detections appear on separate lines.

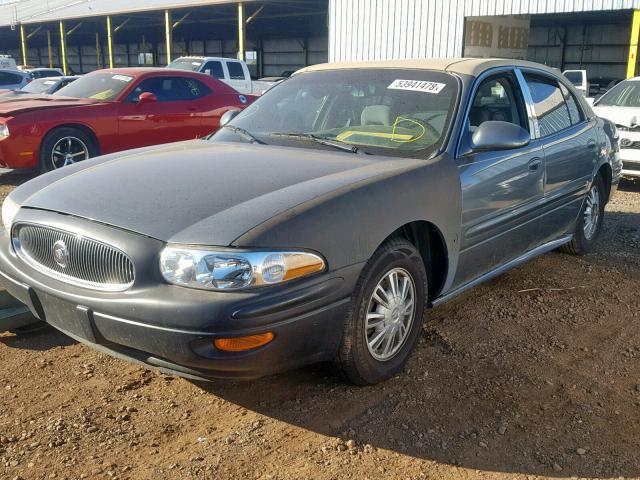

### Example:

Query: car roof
xmin=28 ymin=67 xmax=63 ymax=71
xmin=0 ymin=68 xmax=29 ymax=76
xmin=172 ymin=56 xmax=233 ymax=62
xmin=297 ymin=58 xmax=560 ymax=78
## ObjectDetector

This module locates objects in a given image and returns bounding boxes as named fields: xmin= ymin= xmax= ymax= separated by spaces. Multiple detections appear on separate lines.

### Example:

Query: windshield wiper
xmin=271 ymin=132 xmax=362 ymax=154
xmin=222 ymin=124 xmax=266 ymax=145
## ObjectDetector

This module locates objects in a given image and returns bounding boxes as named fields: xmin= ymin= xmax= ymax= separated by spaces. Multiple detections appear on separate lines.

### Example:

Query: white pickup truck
xmin=167 ymin=56 xmax=276 ymax=95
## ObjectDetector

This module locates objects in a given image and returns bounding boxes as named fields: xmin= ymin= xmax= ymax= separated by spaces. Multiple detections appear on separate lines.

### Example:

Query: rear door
xmin=520 ymin=71 xmax=597 ymax=242
xmin=117 ymin=75 xmax=213 ymax=149
xmin=454 ymin=69 xmax=546 ymax=287
xmin=224 ymin=60 xmax=251 ymax=93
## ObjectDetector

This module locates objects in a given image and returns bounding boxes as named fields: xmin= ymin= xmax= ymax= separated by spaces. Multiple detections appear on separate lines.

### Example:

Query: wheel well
xmin=597 ymin=163 xmax=612 ymax=203
xmin=41 ymin=124 xmax=100 ymax=155
xmin=390 ymin=221 xmax=448 ymax=301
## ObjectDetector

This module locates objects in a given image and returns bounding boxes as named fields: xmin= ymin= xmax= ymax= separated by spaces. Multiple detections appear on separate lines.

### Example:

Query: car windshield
xmin=54 ymin=73 xmax=134 ymax=101
xmin=596 ymin=80 xmax=640 ymax=107
xmin=167 ymin=58 xmax=204 ymax=72
xmin=564 ymin=71 xmax=582 ymax=85
xmin=212 ymin=69 xmax=458 ymax=158
xmin=22 ymin=78 xmax=57 ymax=94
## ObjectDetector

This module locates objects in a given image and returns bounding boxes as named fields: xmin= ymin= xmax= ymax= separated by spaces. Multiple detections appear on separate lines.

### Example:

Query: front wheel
xmin=39 ymin=127 xmax=98 ymax=173
xmin=560 ymin=174 xmax=606 ymax=255
xmin=336 ymin=238 xmax=428 ymax=385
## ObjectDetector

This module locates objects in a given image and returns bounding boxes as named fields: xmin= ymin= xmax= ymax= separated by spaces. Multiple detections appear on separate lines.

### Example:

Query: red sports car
xmin=0 ymin=68 xmax=253 ymax=172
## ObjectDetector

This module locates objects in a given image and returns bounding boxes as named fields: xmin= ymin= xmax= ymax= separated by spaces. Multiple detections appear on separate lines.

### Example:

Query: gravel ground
xmin=0 ymin=173 xmax=639 ymax=480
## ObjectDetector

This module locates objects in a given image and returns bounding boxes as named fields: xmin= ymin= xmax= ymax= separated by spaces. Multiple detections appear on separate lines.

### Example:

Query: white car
xmin=167 ymin=56 xmax=275 ymax=95
xmin=592 ymin=77 xmax=640 ymax=178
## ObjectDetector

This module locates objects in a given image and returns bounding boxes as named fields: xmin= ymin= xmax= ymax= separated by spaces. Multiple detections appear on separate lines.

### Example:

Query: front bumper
xmin=618 ymin=148 xmax=640 ymax=177
xmin=0 ymin=211 xmax=361 ymax=380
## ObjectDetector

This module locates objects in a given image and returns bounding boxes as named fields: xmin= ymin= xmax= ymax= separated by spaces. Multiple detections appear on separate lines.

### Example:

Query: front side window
xmin=524 ymin=74 xmax=572 ymax=137
xmin=596 ymin=80 xmax=640 ymax=107
xmin=55 ymin=72 xmax=134 ymax=101
xmin=468 ymin=74 xmax=527 ymax=132
xmin=127 ymin=76 xmax=212 ymax=102
xmin=226 ymin=61 xmax=246 ymax=80
xmin=213 ymin=69 xmax=458 ymax=158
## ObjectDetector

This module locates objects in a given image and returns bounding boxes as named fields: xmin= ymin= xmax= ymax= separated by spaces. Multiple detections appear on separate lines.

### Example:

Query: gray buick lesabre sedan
xmin=0 ymin=59 xmax=621 ymax=385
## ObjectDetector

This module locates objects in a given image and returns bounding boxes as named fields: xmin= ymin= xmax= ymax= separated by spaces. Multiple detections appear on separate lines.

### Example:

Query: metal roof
xmin=0 ymin=0 xmax=258 ymax=27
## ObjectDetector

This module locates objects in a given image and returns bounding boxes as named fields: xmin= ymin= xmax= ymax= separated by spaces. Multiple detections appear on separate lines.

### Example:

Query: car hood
xmin=0 ymin=95 xmax=101 ymax=116
xmin=592 ymin=105 xmax=640 ymax=127
xmin=14 ymin=141 xmax=418 ymax=246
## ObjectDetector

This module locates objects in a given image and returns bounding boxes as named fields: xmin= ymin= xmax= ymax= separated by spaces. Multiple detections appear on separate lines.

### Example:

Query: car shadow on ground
xmin=195 ymin=241 xmax=640 ymax=478
xmin=0 ymin=323 xmax=77 ymax=351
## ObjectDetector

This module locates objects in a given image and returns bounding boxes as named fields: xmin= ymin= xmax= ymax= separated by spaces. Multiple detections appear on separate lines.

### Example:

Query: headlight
xmin=159 ymin=246 xmax=325 ymax=291
xmin=0 ymin=124 xmax=9 ymax=138
xmin=1 ymin=195 xmax=19 ymax=235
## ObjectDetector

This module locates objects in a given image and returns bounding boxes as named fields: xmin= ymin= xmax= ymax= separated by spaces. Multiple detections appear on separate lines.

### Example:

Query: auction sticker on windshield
xmin=388 ymin=80 xmax=446 ymax=94
xmin=112 ymin=75 xmax=133 ymax=82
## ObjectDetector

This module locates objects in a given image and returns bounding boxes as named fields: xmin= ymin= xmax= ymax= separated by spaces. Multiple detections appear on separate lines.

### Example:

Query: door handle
xmin=528 ymin=158 xmax=542 ymax=172
xmin=587 ymin=139 xmax=597 ymax=150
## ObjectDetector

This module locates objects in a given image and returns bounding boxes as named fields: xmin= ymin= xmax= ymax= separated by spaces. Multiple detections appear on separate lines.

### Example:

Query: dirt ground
xmin=0 ymin=173 xmax=639 ymax=480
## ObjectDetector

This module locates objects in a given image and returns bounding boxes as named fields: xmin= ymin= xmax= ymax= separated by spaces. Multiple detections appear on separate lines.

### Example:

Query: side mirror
xmin=138 ymin=92 xmax=157 ymax=104
xmin=220 ymin=108 xmax=241 ymax=127
xmin=472 ymin=121 xmax=531 ymax=152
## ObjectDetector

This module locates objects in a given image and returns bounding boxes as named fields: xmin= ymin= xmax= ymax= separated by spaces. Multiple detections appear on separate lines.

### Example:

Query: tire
xmin=39 ymin=127 xmax=98 ymax=173
xmin=336 ymin=237 xmax=428 ymax=385
xmin=560 ymin=174 xmax=606 ymax=255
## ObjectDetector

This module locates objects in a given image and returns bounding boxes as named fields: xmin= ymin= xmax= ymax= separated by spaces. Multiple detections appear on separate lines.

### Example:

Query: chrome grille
xmin=13 ymin=223 xmax=135 ymax=291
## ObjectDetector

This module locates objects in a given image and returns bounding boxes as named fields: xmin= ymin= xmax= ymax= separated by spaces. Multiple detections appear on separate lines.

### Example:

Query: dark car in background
xmin=0 ymin=58 xmax=620 ymax=385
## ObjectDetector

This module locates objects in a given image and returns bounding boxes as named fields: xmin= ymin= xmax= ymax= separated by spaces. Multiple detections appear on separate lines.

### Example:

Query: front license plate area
xmin=37 ymin=292 xmax=98 ymax=344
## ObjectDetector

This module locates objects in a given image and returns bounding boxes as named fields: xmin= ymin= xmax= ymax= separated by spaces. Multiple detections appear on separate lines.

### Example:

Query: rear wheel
xmin=336 ymin=238 xmax=427 ymax=385
xmin=560 ymin=174 xmax=605 ymax=255
xmin=39 ymin=127 xmax=98 ymax=173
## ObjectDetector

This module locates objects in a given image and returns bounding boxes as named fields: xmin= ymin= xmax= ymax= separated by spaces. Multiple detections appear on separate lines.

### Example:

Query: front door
xmin=117 ymin=76 xmax=211 ymax=150
xmin=454 ymin=71 xmax=546 ymax=288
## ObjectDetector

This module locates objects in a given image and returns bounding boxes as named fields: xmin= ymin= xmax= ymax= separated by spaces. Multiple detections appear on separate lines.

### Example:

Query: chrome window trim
xmin=12 ymin=222 xmax=135 ymax=292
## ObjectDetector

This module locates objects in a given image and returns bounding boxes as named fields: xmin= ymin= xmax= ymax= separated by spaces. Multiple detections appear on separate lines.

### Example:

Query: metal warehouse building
xmin=2 ymin=0 xmax=640 ymax=85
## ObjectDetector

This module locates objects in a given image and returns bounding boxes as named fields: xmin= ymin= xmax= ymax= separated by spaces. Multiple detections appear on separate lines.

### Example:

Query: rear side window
xmin=559 ymin=83 xmax=583 ymax=125
xmin=203 ymin=61 xmax=224 ymax=79
xmin=226 ymin=61 xmax=246 ymax=80
xmin=128 ymin=76 xmax=212 ymax=102
xmin=523 ymin=74 xmax=572 ymax=137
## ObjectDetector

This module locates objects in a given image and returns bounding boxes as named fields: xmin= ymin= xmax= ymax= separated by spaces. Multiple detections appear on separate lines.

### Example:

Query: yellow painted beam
xmin=165 ymin=10 xmax=172 ymax=64
xmin=47 ymin=30 xmax=53 ymax=68
xmin=628 ymin=10 xmax=640 ymax=78
xmin=20 ymin=24 xmax=27 ymax=67
xmin=59 ymin=21 xmax=67 ymax=75
xmin=237 ymin=2 xmax=245 ymax=61
xmin=107 ymin=16 xmax=114 ymax=68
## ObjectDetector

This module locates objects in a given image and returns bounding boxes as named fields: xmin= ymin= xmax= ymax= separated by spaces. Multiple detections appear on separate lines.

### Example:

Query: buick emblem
xmin=620 ymin=137 xmax=632 ymax=147
xmin=52 ymin=240 xmax=69 ymax=269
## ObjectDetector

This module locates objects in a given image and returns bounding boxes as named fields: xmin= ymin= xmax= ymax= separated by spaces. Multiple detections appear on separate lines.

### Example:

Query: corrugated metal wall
xmin=329 ymin=0 xmax=640 ymax=62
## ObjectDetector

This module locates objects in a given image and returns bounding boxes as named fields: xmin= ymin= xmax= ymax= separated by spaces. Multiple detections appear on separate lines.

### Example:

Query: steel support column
xmin=165 ymin=10 xmax=172 ymax=64
xmin=628 ymin=10 xmax=640 ymax=78
xmin=238 ymin=2 xmax=246 ymax=61
xmin=59 ymin=21 xmax=67 ymax=75
xmin=107 ymin=16 xmax=114 ymax=68
xmin=19 ymin=24 xmax=27 ymax=67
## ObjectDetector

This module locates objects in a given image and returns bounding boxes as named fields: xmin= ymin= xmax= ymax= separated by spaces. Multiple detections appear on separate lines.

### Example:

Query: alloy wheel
xmin=51 ymin=136 xmax=90 ymax=169
xmin=583 ymin=184 xmax=601 ymax=240
xmin=365 ymin=267 xmax=416 ymax=361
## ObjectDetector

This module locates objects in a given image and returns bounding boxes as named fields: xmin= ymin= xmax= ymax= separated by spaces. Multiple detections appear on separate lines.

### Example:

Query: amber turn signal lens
xmin=214 ymin=332 xmax=275 ymax=352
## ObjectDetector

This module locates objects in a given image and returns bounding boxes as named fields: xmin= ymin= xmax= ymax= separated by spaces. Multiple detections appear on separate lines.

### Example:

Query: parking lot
xmin=0 ymin=174 xmax=638 ymax=480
